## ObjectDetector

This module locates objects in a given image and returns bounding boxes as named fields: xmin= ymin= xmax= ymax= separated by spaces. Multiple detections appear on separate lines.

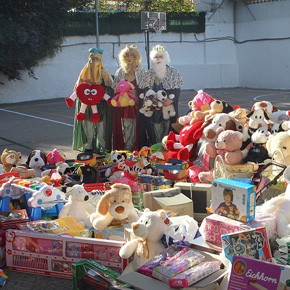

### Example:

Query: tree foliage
xmin=0 ymin=0 xmax=85 ymax=80
xmin=124 ymin=0 xmax=196 ymax=12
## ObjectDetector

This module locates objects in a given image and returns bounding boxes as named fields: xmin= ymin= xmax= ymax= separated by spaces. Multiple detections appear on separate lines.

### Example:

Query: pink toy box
xmin=211 ymin=178 xmax=256 ymax=223
xmin=228 ymin=256 xmax=290 ymax=290
xmin=5 ymin=229 xmax=128 ymax=278
xmin=199 ymin=214 xmax=246 ymax=246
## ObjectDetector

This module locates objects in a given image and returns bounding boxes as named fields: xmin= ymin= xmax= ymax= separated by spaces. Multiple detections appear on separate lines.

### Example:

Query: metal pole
xmin=146 ymin=30 xmax=150 ymax=69
xmin=95 ymin=0 xmax=99 ymax=48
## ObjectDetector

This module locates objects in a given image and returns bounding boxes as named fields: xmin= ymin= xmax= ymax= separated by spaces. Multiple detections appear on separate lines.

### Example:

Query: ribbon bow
xmin=136 ymin=239 xmax=149 ymax=259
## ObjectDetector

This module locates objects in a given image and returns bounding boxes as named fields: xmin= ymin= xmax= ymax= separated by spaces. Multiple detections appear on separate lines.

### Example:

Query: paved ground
xmin=1 ymin=87 xmax=290 ymax=289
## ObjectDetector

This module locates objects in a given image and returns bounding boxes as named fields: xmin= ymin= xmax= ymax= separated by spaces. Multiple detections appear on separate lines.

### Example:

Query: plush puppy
xmin=90 ymin=183 xmax=139 ymax=230
xmin=26 ymin=150 xmax=47 ymax=177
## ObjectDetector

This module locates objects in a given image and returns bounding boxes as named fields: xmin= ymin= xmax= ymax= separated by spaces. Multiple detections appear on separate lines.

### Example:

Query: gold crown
xmin=153 ymin=45 xmax=166 ymax=52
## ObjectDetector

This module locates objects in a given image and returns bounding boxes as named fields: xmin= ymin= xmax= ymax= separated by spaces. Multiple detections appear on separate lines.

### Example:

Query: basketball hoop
xmin=141 ymin=11 xmax=167 ymax=69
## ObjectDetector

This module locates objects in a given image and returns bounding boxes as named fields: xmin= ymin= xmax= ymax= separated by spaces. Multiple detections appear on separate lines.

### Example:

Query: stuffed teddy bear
xmin=58 ymin=184 xmax=97 ymax=227
xmin=198 ymin=130 xmax=250 ymax=183
xmin=266 ymin=131 xmax=290 ymax=166
xmin=65 ymin=82 xmax=110 ymax=123
xmin=156 ymin=90 xmax=176 ymax=120
xmin=139 ymin=89 xmax=163 ymax=117
xmin=1 ymin=148 xmax=22 ymax=172
xmin=165 ymin=120 xmax=204 ymax=161
xmin=109 ymin=79 xmax=136 ymax=107
xmin=90 ymin=183 xmax=139 ymax=230
xmin=119 ymin=209 xmax=171 ymax=274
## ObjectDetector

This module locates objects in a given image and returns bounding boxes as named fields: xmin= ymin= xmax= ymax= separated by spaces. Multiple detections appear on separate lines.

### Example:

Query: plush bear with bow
xmin=119 ymin=209 xmax=171 ymax=274
xmin=109 ymin=79 xmax=135 ymax=107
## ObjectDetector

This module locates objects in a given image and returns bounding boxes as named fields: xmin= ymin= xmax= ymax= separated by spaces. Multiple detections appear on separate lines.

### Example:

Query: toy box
xmin=152 ymin=249 xmax=206 ymax=283
xmin=72 ymin=259 xmax=134 ymax=290
xmin=174 ymin=182 xmax=212 ymax=223
xmin=5 ymin=229 xmax=128 ymax=278
xmin=211 ymin=178 xmax=256 ymax=223
xmin=16 ymin=216 xmax=87 ymax=237
xmin=143 ymin=187 xmax=194 ymax=217
xmin=0 ymin=209 xmax=29 ymax=230
xmin=228 ymin=256 xmax=290 ymax=290
xmin=221 ymin=226 xmax=272 ymax=263
xmin=138 ymin=244 xmax=189 ymax=277
xmin=199 ymin=214 xmax=246 ymax=246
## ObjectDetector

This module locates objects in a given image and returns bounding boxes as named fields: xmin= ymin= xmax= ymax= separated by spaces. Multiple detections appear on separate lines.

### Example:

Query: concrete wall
xmin=1 ymin=0 xmax=289 ymax=103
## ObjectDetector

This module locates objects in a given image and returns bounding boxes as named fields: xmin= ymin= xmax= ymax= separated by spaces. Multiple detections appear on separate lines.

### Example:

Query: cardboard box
xmin=72 ymin=259 xmax=134 ymax=290
xmin=221 ymin=226 xmax=272 ymax=263
xmin=143 ymin=188 xmax=194 ymax=217
xmin=16 ymin=216 xmax=87 ymax=237
xmin=228 ymin=256 xmax=290 ymax=290
xmin=174 ymin=182 xmax=212 ymax=223
xmin=5 ymin=229 xmax=128 ymax=278
xmin=199 ymin=214 xmax=246 ymax=246
xmin=0 ymin=209 xmax=29 ymax=230
xmin=211 ymin=178 xmax=256 ymax=223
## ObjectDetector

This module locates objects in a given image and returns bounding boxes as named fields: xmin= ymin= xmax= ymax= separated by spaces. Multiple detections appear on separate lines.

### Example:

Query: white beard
xmin=153 ymin=62 xmax=167 ymax=80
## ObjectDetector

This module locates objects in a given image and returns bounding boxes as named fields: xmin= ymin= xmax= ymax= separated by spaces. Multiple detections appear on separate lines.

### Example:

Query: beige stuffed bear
xmin=119 ymin=209 xmax=171 ymax=274
xmin=266 ymin=131 xmax=290 ymax=166
xmin=90 ymin=183 xmax=139 ymax=230
xmin=58 ymin=184 xmax=97 ymax=227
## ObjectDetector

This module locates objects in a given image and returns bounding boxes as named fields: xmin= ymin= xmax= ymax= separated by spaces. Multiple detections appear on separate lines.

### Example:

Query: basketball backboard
xmin=141 ymin=11 xmax=167 ymax=32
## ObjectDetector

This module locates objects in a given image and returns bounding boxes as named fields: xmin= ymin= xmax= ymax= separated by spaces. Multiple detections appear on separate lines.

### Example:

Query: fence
xmin=64 ymin=12 xmax=206 ymax=36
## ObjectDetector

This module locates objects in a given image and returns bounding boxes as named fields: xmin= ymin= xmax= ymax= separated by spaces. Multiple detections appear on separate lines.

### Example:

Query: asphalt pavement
xmin=1 ymin=87 xmax=290 ymax=289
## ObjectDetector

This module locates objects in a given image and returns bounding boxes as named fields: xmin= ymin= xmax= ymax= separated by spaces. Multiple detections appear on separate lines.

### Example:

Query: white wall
xmin=234 ymin=0 xmax=290 ymax=89
xmin=1 ymin=0 xmax=290 ymax=103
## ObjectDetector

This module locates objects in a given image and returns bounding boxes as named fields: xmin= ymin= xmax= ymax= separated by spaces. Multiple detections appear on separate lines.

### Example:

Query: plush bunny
xmin=90 ymin=183 xmax=139 ymax=230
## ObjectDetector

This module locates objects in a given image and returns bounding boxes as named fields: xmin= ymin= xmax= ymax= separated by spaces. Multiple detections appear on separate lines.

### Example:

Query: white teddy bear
xmin=58 ymin=184 xmax=97 ymax=227
xmin=156 ymin=90 xmax=176 ymax=120
xmin=119 ymin=209 xmax=171 ymax=274
xmin=256 ymin=165 xmax=290 ymax=238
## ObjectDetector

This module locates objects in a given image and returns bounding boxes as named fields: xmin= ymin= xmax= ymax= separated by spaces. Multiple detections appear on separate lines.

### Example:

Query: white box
xmin=174 ymin=182 xmax=212 ymax=222
xmin=143 ymin=188 xmax=193 ymax=217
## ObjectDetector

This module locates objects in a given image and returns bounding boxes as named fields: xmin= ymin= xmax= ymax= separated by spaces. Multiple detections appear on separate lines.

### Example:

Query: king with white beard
xmin=139 ymin=45 xmax=184 ymax=145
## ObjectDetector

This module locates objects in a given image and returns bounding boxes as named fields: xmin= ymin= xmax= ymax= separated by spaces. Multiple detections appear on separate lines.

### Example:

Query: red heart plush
xmin=76 ymin=82 xmax=105 ymax=106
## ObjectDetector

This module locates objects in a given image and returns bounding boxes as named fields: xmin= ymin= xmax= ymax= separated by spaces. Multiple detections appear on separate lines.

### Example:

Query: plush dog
xmin=90 ymin=183 xmax=139 ymax=230
xmin=139 ymin=89 xmax=163 ymax=117
xmin=58 ymin=184 xmax=97 ymax=227
xmin=156 ymin=90 xmax=176 ymax=120
xmin=26 ymin=150 xmax=47 ymax=177
xmin=105 ymin=151 xmax=127 ymax=182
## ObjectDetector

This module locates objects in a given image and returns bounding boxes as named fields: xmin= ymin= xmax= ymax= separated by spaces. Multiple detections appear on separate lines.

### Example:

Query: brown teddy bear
xmin=0 ymin=148 xmax=21 ymax=172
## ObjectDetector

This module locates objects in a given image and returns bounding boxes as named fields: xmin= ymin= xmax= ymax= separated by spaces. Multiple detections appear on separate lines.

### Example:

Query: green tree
xmin=0 ymin=0 xmax=86 ymax=81
xmin=125 ymin=0 xmax=195 ymax=12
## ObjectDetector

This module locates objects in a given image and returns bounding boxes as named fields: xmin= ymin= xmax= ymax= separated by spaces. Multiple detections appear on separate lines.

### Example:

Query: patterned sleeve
xmin=112 ymin=68 xmax=124 ymax=89
xmin=102 ymin=68 xmax=113 ymax=87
